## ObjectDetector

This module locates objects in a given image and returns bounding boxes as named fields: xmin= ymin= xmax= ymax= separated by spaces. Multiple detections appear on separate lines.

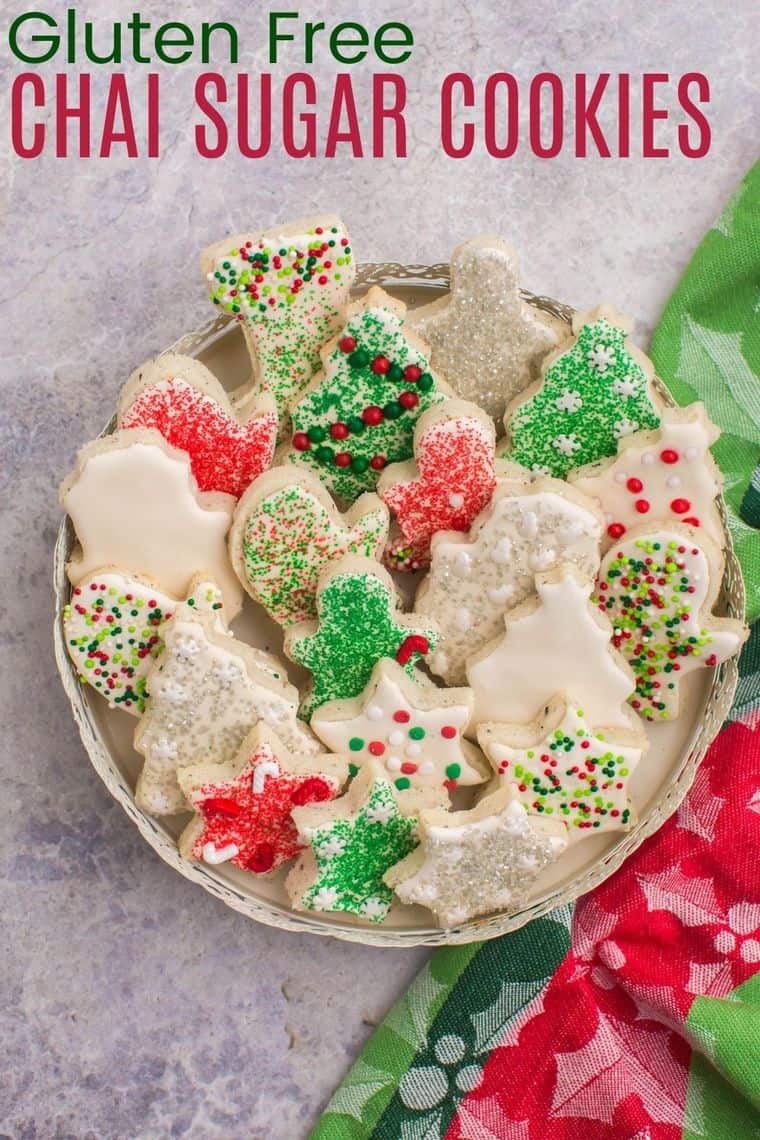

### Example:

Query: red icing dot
xmin=362 ymin=406 xmax=383 ymax=426
xmin=671 ymin=498 xmax=691 ymax=514
xmin=635 ymin=499 xmax=650 ymax=514
xmin=246 ymin=843 xmax=275 ymax=873
xmin=661 ymin=449 xmax=679 ymax=464
xmin=371 ymin=355 xmax=391 ymax=375
xmin=370 ymin=455 xmax=387 ymax=471
xmin=706 ymin=654 xmax=717 ymax=667
xmin=398 ymin=390 xmax=419 ymax=410
xmin=292 ymin=432 xmax=311 ymax=451
xmin=401 ymin=762 xmax=418 ymax=775
xmin=684 ymin=516 xmax=701 ymax=526
xmin=339 ymin=335 xmax=356 ymax=353
xmin=626 ymin=477 xmax=643 ymax=493
xmin=335 ymin=452 xmax=352 ymax=468
xmin=441 ymin=726 xmax=457 ymax=739
xmin=607 ymin=522 xmax=626 ymax=540
xmin=368 ymin=741 xmax=386 ymax=756
xmin=404 ymin=364 xmax=422 ymax=383
xmin=330 ymin=422 xmax=349 ymax=440
xmin=318 ymin=276 xmax=328 ymax=285
xmin=393 ymin=710 xmax=411 ymax=723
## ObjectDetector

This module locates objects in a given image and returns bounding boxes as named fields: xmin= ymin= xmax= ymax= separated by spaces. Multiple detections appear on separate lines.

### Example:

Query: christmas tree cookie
xmin=228 ymin=467 xmax=389 ymax=627
xmin=201 ymin=215 xmax=356 ymax=429
xmin=285 ymin=287 xmax=451 ymax=499
xmin=409 ymin=236 xmax=561 ymax=422
xmin=595 ymin=525 xmax=747 ymax=720
xmin=63 ymin=571 xmax=223 ymax=715
xmin=502 ymin=306 xmax=662 ymax=478
xmin=385 ymin=785 xmax=567 ymax=927
xmin=377 ymin=399 xmax=498 ymax=571
xmin=117 ymin=354 xmax=277 ymax=499
xmin=478 ymin=697 xmax=645 ymax=844
xmin=177 ymin=725 xmax=347 ymax=874
xmin=569 ymin=402 xmax=723 ymax=551
xmin=135 ymin=603 xmax=320 ymax=816
xmin=284 ymin=555 xmax=440 ymax=719
xmin=311 ymin=659 xmax=488 ymax=795
xmin=287 ymin=761 xmax=441 ymax=923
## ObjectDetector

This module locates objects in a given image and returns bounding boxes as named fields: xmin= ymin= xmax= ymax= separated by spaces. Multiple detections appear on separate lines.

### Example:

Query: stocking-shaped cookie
xmin=409 ymin=236 xmax=561 ymax=422
xmin=416 ymin=479 xmax=603 ymax=684
xmin=201 ymin=215 xmax=356 ymax=430
xmin=503 ymin=306 xmax=662 ymax=478
xmin=595 ymin=525 xmax=747 ymax=720
xmin=569 ymin=403 xmax=723 ymax=550
xmin=117 ymin=354 xmax=277 ymax=499
xmin=377 ymin=399 xmax=498 ymax=569
xmin=284 ymin=555 xmax=440 ymax=719
xmin=135 ymin=605 xmax=320 ymax=815
xmin=285 ymin=287 xmax=451 ymax=499
xmin=229 ymin=467 xmax=389 ymax=627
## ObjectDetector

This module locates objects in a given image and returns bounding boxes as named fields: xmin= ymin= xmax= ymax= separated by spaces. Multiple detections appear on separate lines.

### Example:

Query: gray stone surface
xmin=0 ymin=1 xmax=757 ymax=1136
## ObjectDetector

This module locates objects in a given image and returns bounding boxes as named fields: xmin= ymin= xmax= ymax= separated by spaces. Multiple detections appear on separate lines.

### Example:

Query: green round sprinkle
xmin=395 ymin=777 xmax=411 ymax=791
xmin=349 ymin=349 xmax=370 ymax=368
xmin=349 ymin=737 xmax=365 ymax=752
xmin=445 ymin=763 xmax=461 ymax=780
xmin=307 ymin=425 xmax=327 ymax=443
xmin=409 ymin=726 xmax=425 ymax=740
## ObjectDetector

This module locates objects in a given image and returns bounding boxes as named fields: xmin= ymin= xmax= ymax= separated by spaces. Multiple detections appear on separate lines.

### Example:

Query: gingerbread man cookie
xmin=409 ymin=236 xmax=561 ymax=422
xmin=177 ymin=725 xmax=347 ymax=875
xmin=228 ymin=467 xmax=389 ymax=627
xmin=416 ymin=478 xmax=603 ymax=685
xmin=201 ymin=216 xmax=356 ymax=429
xmin=569 ymin=402 xmax=723 ymax=550
xmin=60 ymin=428 xmax=243 ymax=617
xmin=285 ymin=287 xmax=451 ymax=499
xmin=377 ymin=399 xmax=498 ymax=570
xmin=117 ymin=354 xmax=277 ymax=499
xmin=503 ymin=306 xmax=662 ymax=478
xmin=595 ymin=525 xmax=747 ymax=720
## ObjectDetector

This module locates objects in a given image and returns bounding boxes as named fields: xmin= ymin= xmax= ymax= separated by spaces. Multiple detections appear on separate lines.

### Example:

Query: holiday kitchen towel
xmin=312 ymin=162 xmax=760 ymax=1139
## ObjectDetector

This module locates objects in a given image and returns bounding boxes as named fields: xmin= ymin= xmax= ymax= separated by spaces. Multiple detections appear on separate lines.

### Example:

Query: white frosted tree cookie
xmin=310 ymin=658 xmax=488 ymax=796
xmin=283 ymin=287 xmax=452 ymax=500
xmin=177 ymin=725 xmax=348 ymax=875
xmin=502 ymin=306 xmax=663 ymax=478
xmin=466 ymin=566 xmax=643 ymax=733
xmin=60 ymin=428 xmax=243 ymax=617
xmin=569 ymin=402 xmax=723 ymax=551
xmin=415 ymin=478 xmax=603 ymax=685
xmin=478 ymin=696 xmax=646 ymax=845
xmin=135 ymin=604 xmax=320 ymax=816
xmin=595 ymin=525 xmax=747 ymax=721
xmin=63 ymin=570 xmax=223 ymax=715
xmin=117 ymin=353 xmax=277 ymax=499
xmin=228 ymin=467 xmax=389 ymax=628
xmin=201 ymin=215 xmax=356 ymax=429
xmin=408 ymin=236 xmax=561 ymax=423
xmin=384 ymin=784 xmax=567 ymax=927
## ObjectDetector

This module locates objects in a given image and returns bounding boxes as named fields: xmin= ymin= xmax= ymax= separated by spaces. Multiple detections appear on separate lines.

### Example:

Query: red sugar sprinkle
xmin=626 ymin=477 xmax=643 ymax=493
xmin=393 ymin=710 xmax=411 ymax=723
xmin=441 ymin=726 xmax=457 ymax=739
xmin=368 ymin=741 xmax=385 ymax=756
xmin=661 ymin=449 xmax=679 ymax=464
xmin=671 ymin=498 xmax=691 ymax=514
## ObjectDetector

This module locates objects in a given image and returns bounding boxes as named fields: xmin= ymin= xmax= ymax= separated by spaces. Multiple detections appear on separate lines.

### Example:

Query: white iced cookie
xmin=135 ymin=605 xmax=320 ymax=816
xmin=466 ymin=566 xmax=643 ymax=734
xmin=310 ymin=658 xmax=488 ymax=795
xmin=569 ymin=403 xmax=723 ymax=551
xmin=408 ymin=236 xmax=561 ymax=423
xmin=385 ymin=784 xmax=567 ymax=928
xmin=60 ymin=428 xmax=243 ymax=618
xmin=478 ymin=696 xmax=646 ymax=844
xmin=415 ymin=479 xmax=603 ymax=685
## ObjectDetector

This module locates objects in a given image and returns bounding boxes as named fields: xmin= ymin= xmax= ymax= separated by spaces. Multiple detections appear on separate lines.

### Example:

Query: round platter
xmin=54 ymin=264 xmax=745 ymax=947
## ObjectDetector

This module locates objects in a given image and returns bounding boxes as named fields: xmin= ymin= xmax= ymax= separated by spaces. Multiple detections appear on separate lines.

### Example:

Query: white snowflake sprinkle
xmin=554 ymin=389 xmax=582 ymax=413
xmin=361 ymin=897 xmax=389 ymax=920
xmin=553 ymin=433 xmax=581 ymax=457
xmin=317 ymin=835 xmax=347 ymax=859
xmin=612 ymin=374 xmax=640 ymax=398
xmin=588 ymin=344 xmax=616 ymax=372
xmin=365 ymin=802 xmax=395 ymax=825
xmin=310 ymin=886 xmax=339 ymax=911
xmin=613 ymin=417 xmax=638 ymax=439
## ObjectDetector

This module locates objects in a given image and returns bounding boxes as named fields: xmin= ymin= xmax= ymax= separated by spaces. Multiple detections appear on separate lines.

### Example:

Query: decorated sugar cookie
xmin=385 ymin=785 xmax=567 ymax=927
xmin=310 ymin=659 xmax=487 ymax=794
xmin=284 ymin=555 xmax=440 ymax=720
xmin=478 ymin=697 xmax=645 ymax=844
xmin=60 ymin=428 xmax=243 ymax=617
xmin=117 ymin=354 xmax=277 ymax=499
xmin=63 ymin=571 xmax=223 ymax=715
xmin=177 ymin=726 xmax=347 ymax=874
xmin=377 ymin=399 xmax=498 ymax=570
xmin=228 ymin=467 xmax=389 ymax=627
xmin=503 ymin=306 xmax=662 ymax=478
xmin=466 ymin=566 xmax=642 ymax=732
xmin=569 ymin=402 xmax=723 ymax=550
xmin=416 ymin=479 xmax=603 ymax=685
xmin=285 ymin=287 xmax=451 ymax=499
xmin=135 ymin=605 xmax=320 ymax=816
xmin=409 ymin=236 xmax=561 ymax=423
xmin=595 ymin=525 xmax=747 ymax=720
xmin=287 ymin=761 xmax=440 ymax=923
xmin=201 ymin=216 xmax=356 ymax=427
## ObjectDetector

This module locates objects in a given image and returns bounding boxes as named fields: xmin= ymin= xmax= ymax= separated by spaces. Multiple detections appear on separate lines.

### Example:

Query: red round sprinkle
xmin=339 ymin=335 xmax=356 ymax=353
xmin=671 ymin=498 xmax=691 ymax=514
xmin=362 ymin=406 xmax=383 ymax=426
xmin=607 ymin=522 xmax=626 ymax=540
xmin=318 ymin=275 xmax=328 ymax=285
xmin=398 ymin=391 xmax=419 ymax=410
xmin=401 ymin=762 xmax=418 ymax=775
xmin=634 ymin=499 xmax=650 ymax=514
xmin=393 ymin=710 xmax=410 ymax=723
xmin=626 ymin=477 xmax=643 ymax=493
xmin=330 ymin=422 xmax=349 ymax=440
xmin=292 ymin=432 xmax=311 ymax=451
xmin=404 ymin=364 xmax=422 ymax=383
xmin=370 ymin=455 xmax=386 ymax=471
xmin=368 ymin=741 xmax=385 ymax=756
xmin=660 ymin=449 xmax=679 ymax=464
xmin=441 ymin=726 xmax=457 ymax=739
xmin=335 ymin=452 xmax=351 ymax=468
xmin=371 ymin=355 xmax=391 ymax=375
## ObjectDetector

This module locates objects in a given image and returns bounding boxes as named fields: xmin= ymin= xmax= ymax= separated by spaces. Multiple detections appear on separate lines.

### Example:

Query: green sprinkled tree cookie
xmin=502 ymin=306 xmax=662 ymax=478
xmin=285 ymin=287 xmax=451 ymax=499
xmin=200 ymin=215 xmax=356 ymax=431
xmin=284 ymin=555 xmax=440 ymax=720
xmin=228 ymin=467 xmax=389 ymax=628
xmin=595 ymin=525 xmax=747 ymax=720
xmin=287 ymin=761 xmax=443 ymax=923
xmin=478 ymin=696 xmax=645 ymax=843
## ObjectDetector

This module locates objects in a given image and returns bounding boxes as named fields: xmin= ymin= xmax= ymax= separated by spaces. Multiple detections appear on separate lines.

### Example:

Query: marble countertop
xmin=1 ymin=0 xmax=757 ymax=1135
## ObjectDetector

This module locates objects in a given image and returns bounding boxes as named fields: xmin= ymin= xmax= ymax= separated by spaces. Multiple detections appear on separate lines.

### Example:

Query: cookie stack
xmin=59 ymin=215 xmax=747 ymax=929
